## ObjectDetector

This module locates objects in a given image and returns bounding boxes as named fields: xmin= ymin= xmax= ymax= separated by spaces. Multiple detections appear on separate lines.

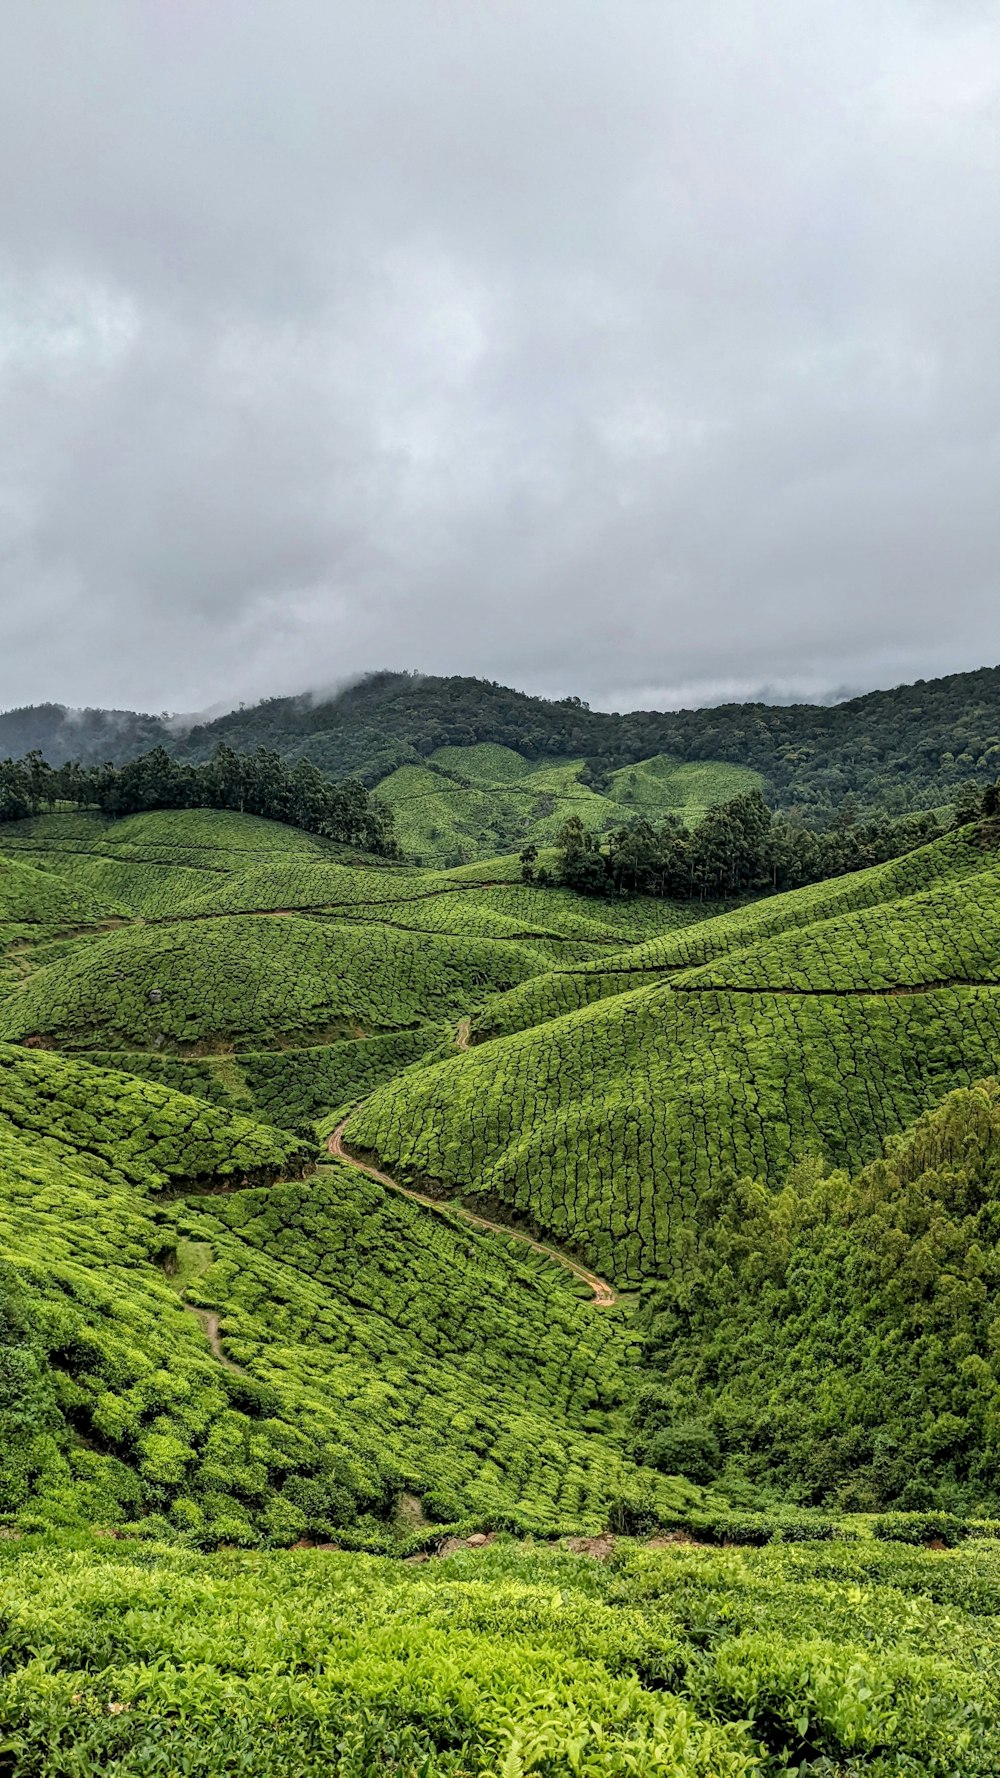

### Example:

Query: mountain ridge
xmin=2 ymin=660 xmax=999 ymax=823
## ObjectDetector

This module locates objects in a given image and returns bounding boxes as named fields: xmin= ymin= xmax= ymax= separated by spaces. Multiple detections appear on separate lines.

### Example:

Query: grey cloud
xmin=0 ymin=0 xmax=998 ymax=716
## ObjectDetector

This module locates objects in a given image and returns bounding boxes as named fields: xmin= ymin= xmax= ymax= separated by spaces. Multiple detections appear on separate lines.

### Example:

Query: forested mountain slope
xmin=5 ymin=658 xmax=1000 ymax=824
xmin=176 ymin=665 xmax=1000 ymax=820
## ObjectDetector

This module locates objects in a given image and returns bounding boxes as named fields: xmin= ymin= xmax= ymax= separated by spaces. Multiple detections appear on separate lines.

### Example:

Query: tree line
xmin=5 ymin=664 xmax=1000 ymax=827
xmin=534 ymin=782 xmax=998 ymax=902
xmin=173 ymin=665 xmax=1000 ymax=823
xmin=0 ymin=745 xmax=399 ymax=856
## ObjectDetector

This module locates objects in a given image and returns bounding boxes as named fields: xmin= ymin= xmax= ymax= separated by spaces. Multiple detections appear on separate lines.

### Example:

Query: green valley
xmin=3 ymin=770 xmax=1000 ymax=1774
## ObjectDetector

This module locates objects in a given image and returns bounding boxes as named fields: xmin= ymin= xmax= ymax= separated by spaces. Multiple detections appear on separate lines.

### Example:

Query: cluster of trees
xmin=632 ymin=1080 xmax=1000 ymax=1513
xmin=541 ymin=788 xmax=978 ymax=901
xmin=0 ymin=745 xmax=398 ymax=855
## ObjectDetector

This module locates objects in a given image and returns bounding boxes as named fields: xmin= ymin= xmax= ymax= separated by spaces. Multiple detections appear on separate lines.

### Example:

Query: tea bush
xmin=379 ymin=744 xmax=761 ymax=863
xmin=239 ymin=1025 xmax=450 ymax=1129
xmin=1 ymin=1535 xmax=998 ymax=1775
xmin=679 ymin=857 xmax=1000 ymax=992
xmin=0 ymin=916 xmax=549 ymax=1051
xmin=0 ymin=853 xmax=118 ymax=927
xmin=0 ymin=1043 xmax=305 ymax=1191
xmin=0 ymin=1121 xmax=688 ymax=1539
xmin=346 ymin=980 xmax=1000 ymax=1281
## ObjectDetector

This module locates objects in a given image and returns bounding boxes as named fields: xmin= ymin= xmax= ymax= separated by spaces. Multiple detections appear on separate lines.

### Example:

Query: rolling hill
xmin=377 ymin=744 xmax=762 ymax=863
xmin=5 ymin=793 xmax=1000 ymax=1773
xmin=342 ymin=824 xmax=1000 ymax=1282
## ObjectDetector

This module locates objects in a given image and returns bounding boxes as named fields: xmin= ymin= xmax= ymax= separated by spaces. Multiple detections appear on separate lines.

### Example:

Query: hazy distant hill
xmin=0 ymin=702 xmax=169 ymax=765
xmin=3 ymin=661 xmax=999 ymax=822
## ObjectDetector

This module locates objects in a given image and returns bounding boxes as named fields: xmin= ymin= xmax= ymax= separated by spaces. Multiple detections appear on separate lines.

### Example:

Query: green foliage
xmin=347 ymin=827 xmax=1000 ymax=1282
xmin=169 ymin=660 xmax=1000 ymax=827
xmin=2 ymin=1535 xmax=1000 ymax=1775
xmin=240 ymin=1026 xmax=449 ymax=1130
xmin=0 ymin=915 xmax=548 ymax=1051
xmin=379 ymin=747 xmax=763 ymax=865
xmin=607 ymin=754 xmax=763 ymax=823
xmin=0 ymin=1043 xmax=305 ymax=1192
xmin=4 ymin=784 xmax=1000 ymax=1766
xmin=0 ymin=1057 xmax=679 ymax=1540
xmin=635 ymin=1080 xmax=1000 ymax=1511
xmin=84 ymin=1049 xmax=238 ymax=1107
xmin=555 ymin=790 xmax=948 ymax=902
xmin=0 ymin=743 xmax=398 ymax=855
xmin=0 ymin=1259 xmax=64 ymax=1513
xmin=188 ymin=1163 xmax=656 ymax=1531
xmin=9 ymin=661 xmax=1000 ymax=831
xmin=679 ymin=852 xmax=1000 ymax=991
xmin=0 ymin=853 xmax=118 ymax=927
xmin=871 ymin=1512 xmax=970 ymax=1546
xmin=347 ymin=980 xmax=1000 ymax=1284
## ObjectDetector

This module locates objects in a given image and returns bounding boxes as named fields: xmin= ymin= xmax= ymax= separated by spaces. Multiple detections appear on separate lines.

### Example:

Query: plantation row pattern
xmin=347 ymin=984 xmax=1000 ymax=1282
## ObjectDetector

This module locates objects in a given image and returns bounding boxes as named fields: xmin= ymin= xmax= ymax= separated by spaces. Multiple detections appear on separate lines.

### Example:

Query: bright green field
xmin=376 ymin=745 xmax=762 ymax=864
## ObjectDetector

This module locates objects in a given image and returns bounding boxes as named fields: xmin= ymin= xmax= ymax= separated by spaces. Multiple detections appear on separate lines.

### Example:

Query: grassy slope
xmin=464 ymin=829 xmax=989 ymax=1043
xmin=0 ymin=915 xmax=552 ymax=1051
xmin=377 ymin=743 xmax=761 ymax=864
xmin=0 ymin=1042 xmax=305 ymax=1191
xmin=0 ymin=1047 xmax=690 ymax=1544
xmin=345 ymin=827 xmax=1000 ymax=1282
xmin=0 ymin=810 xmax=714 ymax=1071
xmin=0 ymin=812 xmax=732 ymax=1541
xmin=607 ymin=754 xmax=763 ymax=823
xmin=677 ymin=854 xmax=1000 ymax=991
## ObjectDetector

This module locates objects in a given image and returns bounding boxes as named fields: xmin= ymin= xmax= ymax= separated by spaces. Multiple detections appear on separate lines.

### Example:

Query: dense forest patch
xmin=635 ymin=1080 xmax=1000 ymax=1514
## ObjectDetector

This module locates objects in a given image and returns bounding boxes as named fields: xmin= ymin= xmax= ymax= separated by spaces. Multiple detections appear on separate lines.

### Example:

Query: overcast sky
xmin=1 ymin=0 xmax=998 ymax=716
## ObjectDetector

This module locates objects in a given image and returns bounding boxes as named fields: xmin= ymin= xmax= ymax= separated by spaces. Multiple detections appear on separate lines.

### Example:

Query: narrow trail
xmin=455 ymin=1016 xmax=471 ymax=1051
xmin=327 ymin=1119 xmax=617 ymax=1307
xmin=184 ymin=1305 xmax=249 ymax=1375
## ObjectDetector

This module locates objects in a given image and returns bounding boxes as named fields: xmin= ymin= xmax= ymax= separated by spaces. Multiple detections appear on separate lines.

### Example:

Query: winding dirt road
xmin=327 ymin=1119 xmax=617 ymax=1307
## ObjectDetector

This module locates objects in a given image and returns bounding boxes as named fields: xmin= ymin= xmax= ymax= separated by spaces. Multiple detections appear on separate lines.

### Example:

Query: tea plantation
xmin=4 ymin=801 xmax=1000 ymax=1773
xmin=5 ymin=1534 xmax=1000 ymax=1776
xmin=377 ymin=743 xmax=761 ymax=864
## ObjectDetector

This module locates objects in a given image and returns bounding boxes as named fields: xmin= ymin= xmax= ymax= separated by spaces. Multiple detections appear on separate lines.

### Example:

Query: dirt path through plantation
xmin=327 ymin=1120 xmax=616 ymax=1307
xmin=455 ymin=1017 xmax=471 ymax=1051
xmin=185 ymin=1305 xmax=249 ymax=1375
